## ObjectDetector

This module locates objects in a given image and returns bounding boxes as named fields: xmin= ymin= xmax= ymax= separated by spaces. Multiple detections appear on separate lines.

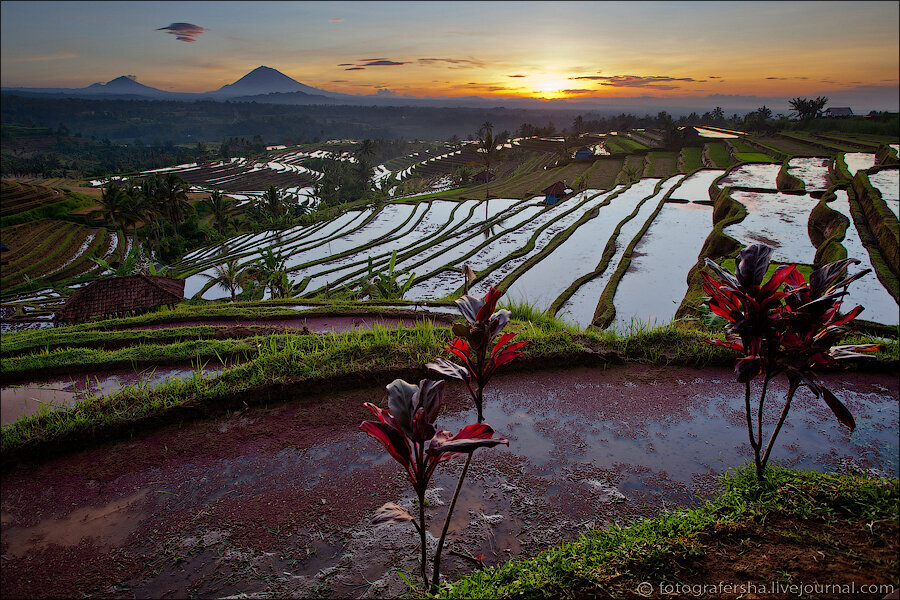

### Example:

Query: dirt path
xmin=2 ymin=365 xmax=897 ymax=599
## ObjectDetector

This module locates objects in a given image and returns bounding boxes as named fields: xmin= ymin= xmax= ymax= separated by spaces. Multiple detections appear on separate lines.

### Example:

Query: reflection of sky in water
xmin=612 ymin=202 xmax=712 ymax=332
xmin=667 ymin=169 xmax=724 ymax=202
xmin=823 ymin=191 xmax=898 ymax=325
xmin=724 ymin=191 xmax=818 ymax=263
xmin=719 ymin=163 xmax=781 ymax=189
xmin=432 ymin=370 xmax=899 ymax=484
xmin=788 ymin=157 xmax=831 ymax=191
xmin=556 ymin=178 xmax=670 ymax=328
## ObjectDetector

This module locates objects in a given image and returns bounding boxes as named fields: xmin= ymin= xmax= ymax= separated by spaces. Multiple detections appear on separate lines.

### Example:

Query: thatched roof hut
xmin=55 ymin=274 xmax=185 ymax=323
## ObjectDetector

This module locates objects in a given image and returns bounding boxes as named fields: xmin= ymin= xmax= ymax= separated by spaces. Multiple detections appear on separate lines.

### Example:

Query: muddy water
xmin=3 ymin=365 xmax=895 ymax=599
xmin=1 ymin=365 xmax=224 ymax=426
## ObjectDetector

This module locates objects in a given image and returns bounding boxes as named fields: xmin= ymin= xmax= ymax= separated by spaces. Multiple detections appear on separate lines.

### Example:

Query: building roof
xmin=542 ymin=181 xmax=568 ymax=196
xmin=55 ymin=274 xmax=185 ymax=323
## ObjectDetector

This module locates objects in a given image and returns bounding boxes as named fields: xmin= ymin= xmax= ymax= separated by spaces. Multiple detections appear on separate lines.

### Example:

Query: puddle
xmin=1 ymin=489 xmax=150 ymax=558
xmin=1 ymin=365 xmax=224 ymax=426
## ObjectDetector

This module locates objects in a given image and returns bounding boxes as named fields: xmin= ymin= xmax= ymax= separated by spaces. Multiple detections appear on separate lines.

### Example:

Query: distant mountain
xmin=84 ymin=75 xmax=159 ymax=94
xmin=205 ymin=66 xmax=338 ymax=99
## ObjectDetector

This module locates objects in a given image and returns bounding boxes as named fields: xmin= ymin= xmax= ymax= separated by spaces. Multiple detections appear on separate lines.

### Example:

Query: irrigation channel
xmin=1 ymin=365 xmax=896 ymax=598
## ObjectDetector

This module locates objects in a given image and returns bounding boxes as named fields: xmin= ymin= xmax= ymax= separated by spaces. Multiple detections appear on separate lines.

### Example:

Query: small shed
xmin=474 ymin=170 xmax=495 ymax=183
xmin=55 ymin=274 xmax=185 ymax=323
xmin=574 ymin=147 xmax=593 ymax=161
xmin=824 ymin=107 xmax=853 ymax=118
xmin=542 ymin=181 xmax=571 ymax=205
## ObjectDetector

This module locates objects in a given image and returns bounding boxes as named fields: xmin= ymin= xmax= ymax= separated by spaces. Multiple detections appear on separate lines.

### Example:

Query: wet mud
xmin=2 ymin=364 xmax=897 ymax=598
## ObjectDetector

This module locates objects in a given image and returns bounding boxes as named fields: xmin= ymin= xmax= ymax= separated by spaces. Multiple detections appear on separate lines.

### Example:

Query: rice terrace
xmin=1 ymin=2 xmax=899 ymax=599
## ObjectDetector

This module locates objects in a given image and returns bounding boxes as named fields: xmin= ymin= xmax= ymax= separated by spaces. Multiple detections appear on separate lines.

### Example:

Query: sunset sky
xmin=2 ymin=1 xmax=898 ymax=109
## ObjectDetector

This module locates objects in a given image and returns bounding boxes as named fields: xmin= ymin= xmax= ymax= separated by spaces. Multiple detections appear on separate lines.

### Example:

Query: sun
xmin=532 ymin=79 xmax=570 ymax=98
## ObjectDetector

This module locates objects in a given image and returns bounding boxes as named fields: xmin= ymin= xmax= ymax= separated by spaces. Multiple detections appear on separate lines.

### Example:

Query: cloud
xmin=329 ymin=18 xmax=344 ymax=22
xmin=416 ymin=57 xmax=486 ymax=69
xmin=10 ymin=51 xmax=78 ymax=62
xmin=157 ymin=23 xmax=207 ymax=43
xmin=340 ymin=58 xmax=407 ymax=70
xmin=569 ymin=75 xmax=705 ymax=90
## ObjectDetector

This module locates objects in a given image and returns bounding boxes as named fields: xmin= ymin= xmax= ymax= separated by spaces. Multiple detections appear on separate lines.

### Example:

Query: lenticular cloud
xmin=157 ymin=23 xmax=207 ymax=43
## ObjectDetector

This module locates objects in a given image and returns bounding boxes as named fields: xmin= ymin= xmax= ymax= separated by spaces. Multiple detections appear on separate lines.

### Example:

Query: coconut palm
xmin=203 ymin=189 xmax=235 ymax=235
xmin=201 ymin=258 xmax=247 ymax=302
xmin=94 ymin=184 xmax=129 ymax=234
xmin=476 ymin=122 xmax=504 ymax=221
xmin=158 ymin=173 xmax=192 ymax=239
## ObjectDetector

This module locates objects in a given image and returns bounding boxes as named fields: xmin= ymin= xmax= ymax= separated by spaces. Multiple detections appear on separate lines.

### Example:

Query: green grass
xmin=736 ymin=152 xmax=778 ymax=163
xmin=679 ymin=146 xmax=704 ymax=172
xmin=605 ymin=135 xmax=650 ymax=155
xmin=704 ymin=142 xmax=731 ymax=168
xmin=2 ymin=309 xmax=895 ymax=460
xmin=435 ymin=465 xmax=899 ymax=599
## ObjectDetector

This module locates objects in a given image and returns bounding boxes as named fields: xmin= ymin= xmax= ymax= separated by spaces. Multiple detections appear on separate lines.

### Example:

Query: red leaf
xmin=360 ymin=420 xmax=411 ymax=468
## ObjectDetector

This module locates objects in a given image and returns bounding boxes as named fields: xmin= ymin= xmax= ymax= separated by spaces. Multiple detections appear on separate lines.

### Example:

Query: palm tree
xmin=95 ymin=184 xmax=129 ymax=234
xmin=201 ymin=258 xmax=247 ymax=302
xmin=203 ymin=189 xmax=234 ymax=235
xmin=158 ymin=173 xmax=192 ymax=239
xmin=476 ymin=122 xmax=503 ymax=221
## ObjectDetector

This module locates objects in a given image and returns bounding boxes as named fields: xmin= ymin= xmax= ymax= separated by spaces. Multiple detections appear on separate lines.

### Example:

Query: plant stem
xmin=418 ymin=489 xmax=428 ymax=590
xmin=761 ymin=379 xmax=798 ymax=469
xmin=431 ymin=452 xmax=473 ymax=591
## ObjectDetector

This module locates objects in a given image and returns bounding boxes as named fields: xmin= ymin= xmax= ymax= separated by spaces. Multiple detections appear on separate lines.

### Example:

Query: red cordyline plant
xmin=703 ymin=244 xmax=880 ymax=481
xmin=427 ymin=285 xmax=529 ymax=422
xmin=360 ymin=378 xmax=507 ymax=590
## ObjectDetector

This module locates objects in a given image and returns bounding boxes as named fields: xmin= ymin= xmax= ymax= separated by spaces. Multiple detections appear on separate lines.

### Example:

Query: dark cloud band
xmin=157 ymin=23 xmax=207 ymax=43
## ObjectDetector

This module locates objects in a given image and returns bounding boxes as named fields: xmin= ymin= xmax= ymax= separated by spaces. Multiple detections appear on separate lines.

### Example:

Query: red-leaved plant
xmin=703 ymin=244 xmax=880 ymax=480
xmin=360 ymin=378 xmax=507 ymax=590
xmin=427 ymin=286 xmax=529 ymax=422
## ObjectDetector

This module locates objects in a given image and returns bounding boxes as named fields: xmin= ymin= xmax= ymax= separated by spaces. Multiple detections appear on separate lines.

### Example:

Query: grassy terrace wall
xmin=776 ymin=159 xmax=806 ymax=192
xmin=674 ymin=173 xmax=747 ymax=321
xmin=849 ymin=170 xmax=899 ymax=300
xmin=808 ymin=189 xmax=850 ymax=266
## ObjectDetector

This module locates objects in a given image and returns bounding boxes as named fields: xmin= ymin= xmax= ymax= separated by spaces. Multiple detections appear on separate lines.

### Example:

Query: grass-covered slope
xmin=436 ymin=466 xmax=899 ymax=599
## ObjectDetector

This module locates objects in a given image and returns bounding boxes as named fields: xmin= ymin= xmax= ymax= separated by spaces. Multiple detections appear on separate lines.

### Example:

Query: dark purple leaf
xmin=735 ymin=244 xmax=772 ymax=288
xmin=426 ymin=357 xmax=472 ymax=382
xmin=386 ymin=379 xmax=420 ymax=438
xmin=821 ymin=387 xmax=856 ymax=431
xmin=704 ymin=257 xmax=740 ymax=289
xmin=454 ymin=294 xmax=485 ymax=325
xmin=735 ymin=356 xmax=762 ymax=383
